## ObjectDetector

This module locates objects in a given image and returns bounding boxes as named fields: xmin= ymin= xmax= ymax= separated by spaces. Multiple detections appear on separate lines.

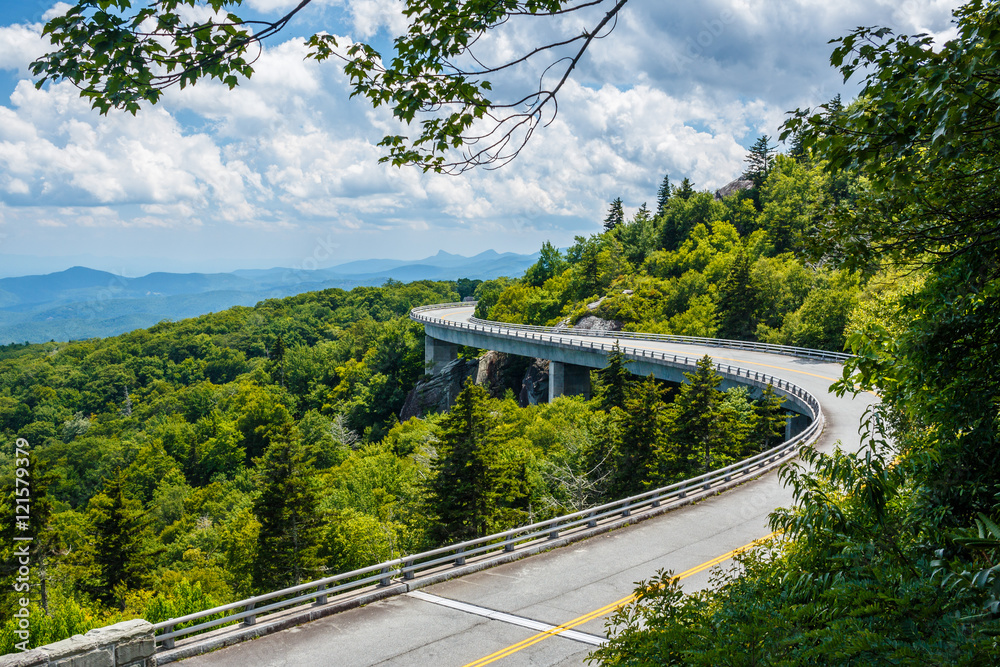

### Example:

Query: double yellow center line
xmin=462 ymin=532 xmax=779 ymax=667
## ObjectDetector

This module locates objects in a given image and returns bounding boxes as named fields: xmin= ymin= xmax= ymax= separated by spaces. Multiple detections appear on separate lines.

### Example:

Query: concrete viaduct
xmin=422 ymin=304 xmax=817 ymax=438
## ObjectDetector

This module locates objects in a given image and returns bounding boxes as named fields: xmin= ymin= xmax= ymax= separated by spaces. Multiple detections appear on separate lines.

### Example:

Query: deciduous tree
xmin=716 ymin=248 xmax=759 ymax=341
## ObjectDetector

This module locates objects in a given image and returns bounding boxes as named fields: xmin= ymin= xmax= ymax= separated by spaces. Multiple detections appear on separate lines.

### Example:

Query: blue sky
xmin=0 ymin=1 xmax=963 ymax=276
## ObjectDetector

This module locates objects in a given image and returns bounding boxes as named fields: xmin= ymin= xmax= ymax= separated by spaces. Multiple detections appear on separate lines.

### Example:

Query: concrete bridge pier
xmin=786 ymin=411 xmax=811 ymax=441
xmin=426 ymin=335 xmax=458 ymax=375
xmin=548 ymin=361 xmax=592 ymax=402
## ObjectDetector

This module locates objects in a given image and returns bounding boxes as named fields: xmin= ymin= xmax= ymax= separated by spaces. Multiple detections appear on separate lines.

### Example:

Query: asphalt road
xmin=181 ymin=307 xmax=874 ymax=667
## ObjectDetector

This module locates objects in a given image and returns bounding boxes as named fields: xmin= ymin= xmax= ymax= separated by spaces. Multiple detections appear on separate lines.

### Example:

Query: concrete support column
xmin=785 ymin=412 xmax=811 ymax=441
xmin=548 ymin=361 xmax=592 ymax=402
xmin=425 ymin=335 xmax=458 ymax=375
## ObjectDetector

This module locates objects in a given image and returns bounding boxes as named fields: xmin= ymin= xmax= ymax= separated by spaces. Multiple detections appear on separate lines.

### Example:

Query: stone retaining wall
xmin=0 ymin=620 xmax=156 ymax=667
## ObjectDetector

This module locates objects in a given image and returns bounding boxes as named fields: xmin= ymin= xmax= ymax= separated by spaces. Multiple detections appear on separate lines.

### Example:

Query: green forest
xmin=3 ymin=1 xmax=1000 ymax=663
xmin=0 ymin=205 xmax=797 ymax=652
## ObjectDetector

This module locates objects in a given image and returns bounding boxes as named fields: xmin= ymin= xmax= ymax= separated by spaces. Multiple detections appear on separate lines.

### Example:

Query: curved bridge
xmin=162 ymin=304 xmax=874 ymax=666
xmin=417 ymin=303 xmax=835 ymax=437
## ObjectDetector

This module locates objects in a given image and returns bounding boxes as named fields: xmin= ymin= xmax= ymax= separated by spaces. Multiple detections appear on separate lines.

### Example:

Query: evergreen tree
xmin=603 ymin=197 xmax=624 ymax=232
xmin=656 ymin=174 xmax=672 ymax=213
xmin=660 ymin=356 xmax=723 ymax=480
xmin=578 ymin=241 xmax=602 ymax=299
xmin=428 ymin=380 xmax=498 ymax=542
xmin=754 ymin=384 xmax=787 ymax=451
xmin=716 ymin=248 xmax=760 ymax=341
xmin=610 ymin=375 xmax=666 ymax=497
xmin=87 ymin=470 xmax=157 ymax=607
xmin=676 ymin=178 xmax=695 ymax=200
xmin=597 ymin=343 xmax=633 ymax=412
xmin=0 ymin=454 xmax=56 ymax=614
xmin=252 ymin=432 xmax=323 ymax=591
xmin=619 ymin=203 xmax=655 ymax=266
xmin=743 ymin=135 xmax=777 ymax=189
xmin=633 ymin=202 xmax=650 ymax=224
xmin=787 ymin=129 xmax=808 ymax=163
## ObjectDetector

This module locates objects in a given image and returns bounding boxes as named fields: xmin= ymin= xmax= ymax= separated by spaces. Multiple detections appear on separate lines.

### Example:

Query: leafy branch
xmin=31 ymin=0 xmax=631 ymax=173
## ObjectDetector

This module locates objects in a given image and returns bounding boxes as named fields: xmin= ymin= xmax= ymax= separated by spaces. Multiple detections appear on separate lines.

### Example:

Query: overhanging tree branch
xmin=31 ymin=0 xmax=631 ymax=174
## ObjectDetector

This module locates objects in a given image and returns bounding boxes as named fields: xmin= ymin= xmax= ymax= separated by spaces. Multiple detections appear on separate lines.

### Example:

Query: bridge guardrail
xmin=151 ymin=301 xmax=831 ymax=658
xmin=413 ymin=303 xmax=821 ymax=417
xmin=411 ymin=301 xmax=852 ymax=363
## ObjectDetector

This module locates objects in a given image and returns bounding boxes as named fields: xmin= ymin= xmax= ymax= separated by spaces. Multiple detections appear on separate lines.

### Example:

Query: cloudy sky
xmin=0 ymin=0 xmax=964 ymax=276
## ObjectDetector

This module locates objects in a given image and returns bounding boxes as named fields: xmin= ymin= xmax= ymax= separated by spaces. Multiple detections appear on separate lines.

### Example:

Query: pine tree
xmin=662 ymin=356 xmax=723 ymax=479
xmin=579 ymin=241 xmax=602 ymax=298
xmin=0 ymin=454 xmax=56 ymax=614
xmin=676 ymin=178 xmax=695 ymax=200
xmin=610 ymin=375 xmax=666 ymax=497
xmin=633 ymin=202 xmax=650 ymax=224
xmin=743 ymin=135 xmax=777 ymax=189
xmin=656 ymin=174 xmax=672 ymax=213
xmin=597 ymin=343 xmax=633 ymax=412
xmin=88 ymin=470 xmax=156 ymax=607
xmin=717 ymin=248 xmax=760 ymax=341
xmin=788 ymin=129 xmax=808 ymax=163
xmin=120 ymin=386 xmax=132 ymax=417
xmin=428 ymin=380 xmax=498 ymax=542
xmin=754 ymin=384 xmax=787 ymax=451
xmin=252 ymin=432 xmax=323 ymax=591
xmin=603 ymin=197 xmax=624 ymax=232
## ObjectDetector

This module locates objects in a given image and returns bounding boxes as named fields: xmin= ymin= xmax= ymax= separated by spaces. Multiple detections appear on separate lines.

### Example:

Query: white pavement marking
xmin=406 ymin=590 xmax=608 ymax=647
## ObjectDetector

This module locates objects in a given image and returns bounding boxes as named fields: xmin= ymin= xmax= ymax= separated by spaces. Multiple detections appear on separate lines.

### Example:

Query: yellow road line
xmin=650 ymin=346 xmax=841 ymax=383
xmin=462 ymin=533 xmax=778 ymax=667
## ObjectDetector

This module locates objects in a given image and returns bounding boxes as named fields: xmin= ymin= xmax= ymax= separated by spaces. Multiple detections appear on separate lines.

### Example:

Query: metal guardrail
xmin=153 ymin=426 xmax=820 ymax=652
xmin=150 ymin=301 xmax=830 ymax=654
xmin=410 ymin=301 xmax=852 ymax=363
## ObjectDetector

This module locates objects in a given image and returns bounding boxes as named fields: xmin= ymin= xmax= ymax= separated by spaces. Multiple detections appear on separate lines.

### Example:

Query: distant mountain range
xmin=0 ymin=250 xmax=539 ymax=343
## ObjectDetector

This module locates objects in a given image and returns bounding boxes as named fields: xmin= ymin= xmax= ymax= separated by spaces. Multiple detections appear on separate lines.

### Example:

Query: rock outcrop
xmin=477 ymin=351 xmax=533 ymax=399
xmin=400 ymin=351 xmax=551 ymax=419
xmin=574 ymin=315 xmax=623 ymax=332
xmin=714 ymin=177 xmax=753 ymax=200
xmin=399 ymin=357 xmax=479 ymax=420
xmin=519 ymin=359 xmax=550 ymax=406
